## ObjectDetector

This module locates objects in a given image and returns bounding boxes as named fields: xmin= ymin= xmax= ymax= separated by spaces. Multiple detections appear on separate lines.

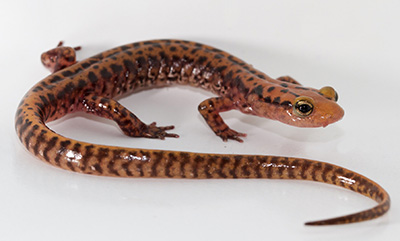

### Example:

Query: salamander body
xmin=15 ymin=40 xmax=389 ymax=225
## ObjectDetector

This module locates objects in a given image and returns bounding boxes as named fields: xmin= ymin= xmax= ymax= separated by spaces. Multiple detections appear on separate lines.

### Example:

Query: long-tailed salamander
xmin=15 ymin=40 xmax=390 ymax=225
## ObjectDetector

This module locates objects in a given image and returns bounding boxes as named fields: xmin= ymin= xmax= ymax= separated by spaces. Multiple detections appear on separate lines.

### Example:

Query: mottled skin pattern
xmin=15 ymin=40 xmax=389 ymax=225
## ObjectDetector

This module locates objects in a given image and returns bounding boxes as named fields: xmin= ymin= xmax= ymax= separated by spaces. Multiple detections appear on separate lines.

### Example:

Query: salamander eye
xmin=294 ymin=97 xmax=314 ymax=117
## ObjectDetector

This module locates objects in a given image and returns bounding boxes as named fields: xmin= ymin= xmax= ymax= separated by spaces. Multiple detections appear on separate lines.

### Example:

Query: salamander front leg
xmin=198 ymin=97 xmax=246 ymax=142
xmin=80 ymin=93 xmax=179 ymax=139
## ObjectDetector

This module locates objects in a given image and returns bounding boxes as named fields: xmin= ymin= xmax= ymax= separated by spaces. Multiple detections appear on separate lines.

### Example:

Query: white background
xmin=1 ymin=0 xmax=399 ymax=240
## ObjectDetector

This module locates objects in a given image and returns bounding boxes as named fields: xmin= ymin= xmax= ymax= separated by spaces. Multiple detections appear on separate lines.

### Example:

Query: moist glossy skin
xmin=15 ymin=40 xmax=389 ymax=225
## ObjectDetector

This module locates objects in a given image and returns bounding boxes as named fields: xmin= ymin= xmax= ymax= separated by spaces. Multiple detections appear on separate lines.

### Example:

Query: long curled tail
xmin=15 ymin=106 xmax=390 ymax=225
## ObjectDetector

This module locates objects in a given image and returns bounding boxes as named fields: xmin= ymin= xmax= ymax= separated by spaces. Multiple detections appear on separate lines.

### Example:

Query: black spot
xmin=49 ymin=76 xmax=62 ymax=83
xmin=247 ymin=77 xmax=254 ymax=82
xmin=100 ymin=68 xmax=112 ymax=79
xmin=18 ymin=118 xmax=33 ymax=136
xmin=280 ymin=89 xmax=289 ymax=93
xmin=123 ymin=59 xmax=135 ymax=72
xmin=56 ymin=92 xmax=65 ymax=101
xmin=295 ymin=86 xmax=309 ymax=90
xmin=223 ymin=70 xmax=234 ymax=83
xmin=41 ymin=82 xmax=54 ymax=90
xmin=171 ymin=54 xmax=180 ymax=61
xmin=39 ymin=95 xmax=49 ymax=105
xmin=267 ymin=86 xmax=275 ymax=92
xmin=227 ymin=55 xmax=240 ymax=65
xmin=43 ymin=136 xmax=58 ymax=162
xmin=190 ymin=48 xmax=200 ymax=54
xmin=280 ymin=83 xmax=288 ymax=87
xmin=180 ymin=45 xmax=189 ymax=51
xmin=81 ymin=62 xmax=91 ymax=68
xmin=214 ymin=54 xmax=223 ymax=59
xmin=60 ymin=140 xmax=71 ymax=148
xmin=234 ymin=77 xmax=249 ymax=94
xmin=133 ymin=42 xmax=140 ymax=48
xmin=257 ymin=74 xmax=266 ymax=79
xmin=34 ymin=112 xmax=42 ymax=118
xmin=78 ymin=79 xmax=87 ymax=88
xmin=50 ymin=109 xmax=57 ymax=117
xmin=61 ymin=70 xmax=73 ymax=77
xmin=31 ymin=128 xmax=44 ymax=155
xmin=88 ymin=72 xmax=98 ymax=83
xmin=120 ymin=45 xmax=130 ymax=51
xmin=110 ymin=64 xmax=123 ymax=73
xmin=34 ymin=102 xmax=44 ymax=110
xmin=253 ymin=85 xmax=264 ymax=98
xmin=136 ymin=56 xmax=146 ymax=67
xmin=74 ymin=67 xmax=83 ymax=74
xmin=216 ymin=66 xmax=227 ymax=72
xmin=122 ymin=162 xmax=133 ymax=176
xmin=32 ymin=86 xmax=44 ymax=92
xmin=63 ymin=82 xmax=75 ymax=95
xmin=47 ymin=93 xmax=55 ymax=104
xmin=54 ymin=140 xmax=70 ymax=166
xmin=153 ymin=43 xmax=162 ymax=49
xmin=92 ymin=53 xmax=103 ymax=59
xmin=147 ymin=55 xmax=159 ymax=66
xmin=272 ymin=97 xmax=281 ymax=104
xmin=264 ymin=96 xmax=271 ymax=103
xmin=281 ymin=101 xmax=292 ymax=107
xmin=197 ymin=56 xmax=208 ymax=64
xmin=169 ymin=46 xmax=177 ymax=52
xmin=125 ymin=51 xmax=133 ymax=56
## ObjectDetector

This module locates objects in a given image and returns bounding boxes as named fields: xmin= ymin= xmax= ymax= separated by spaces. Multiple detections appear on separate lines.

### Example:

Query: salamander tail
xmin=305 ymin=180 xmax=390 ymax=225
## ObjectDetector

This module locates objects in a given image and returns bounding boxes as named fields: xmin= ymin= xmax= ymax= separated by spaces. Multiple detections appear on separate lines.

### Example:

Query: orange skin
xmin=246 ymin=82 xmax=344 ymax=128
xmin=15 ymin=40 xmax=388 ymax=225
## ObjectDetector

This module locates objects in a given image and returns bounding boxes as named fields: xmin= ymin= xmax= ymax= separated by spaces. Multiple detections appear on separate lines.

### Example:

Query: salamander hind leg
xmin=198 ymin=97 xmax=246 ymax=142
xmin=80 ymin=93 xmax=179 ymax=139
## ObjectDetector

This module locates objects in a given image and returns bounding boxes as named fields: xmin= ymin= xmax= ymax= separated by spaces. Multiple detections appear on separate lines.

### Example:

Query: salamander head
xmin=41 ymin=41 xmax=80 ymax=73
xmin=248 ymin=85 xmax=344 ymax=128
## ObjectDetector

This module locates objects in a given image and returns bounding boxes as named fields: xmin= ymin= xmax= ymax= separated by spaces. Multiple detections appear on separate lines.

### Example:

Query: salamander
xmin=15 ymin=39 xmax=390 ymax=225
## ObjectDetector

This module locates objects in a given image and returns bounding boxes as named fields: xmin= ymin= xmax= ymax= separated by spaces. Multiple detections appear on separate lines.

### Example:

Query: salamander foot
xmin=141 ymin=122 xmax=179 ymax=139
xmin=217 ymin=128 xmax=247 ymax=142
